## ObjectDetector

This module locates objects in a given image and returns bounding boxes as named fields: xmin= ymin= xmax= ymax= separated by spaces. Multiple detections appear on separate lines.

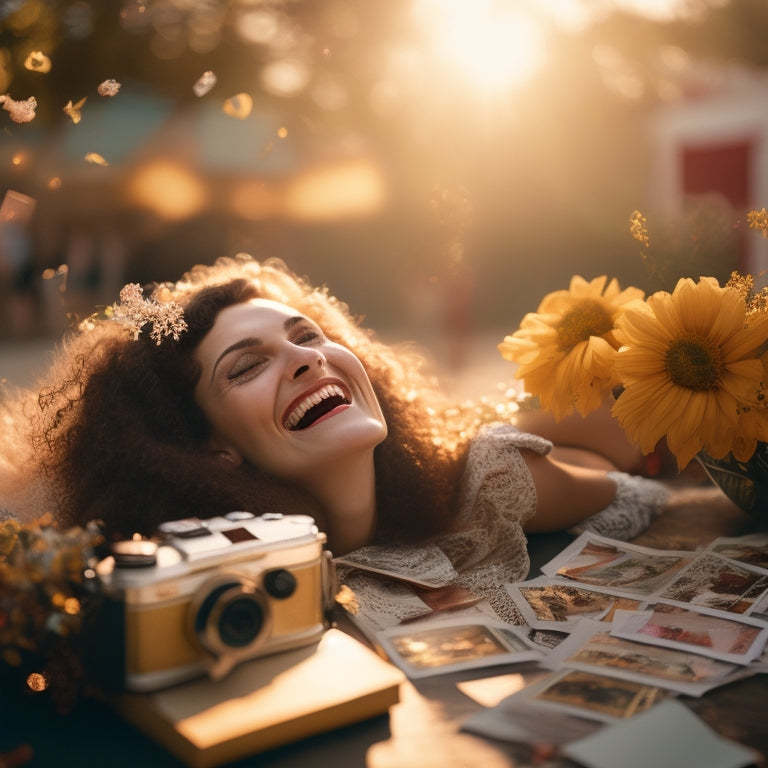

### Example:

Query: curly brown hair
xmin=28 ymin=255 xmax=493 ymax=545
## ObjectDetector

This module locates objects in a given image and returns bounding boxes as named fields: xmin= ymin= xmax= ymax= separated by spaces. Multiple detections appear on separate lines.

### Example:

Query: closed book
xmin=113 ymin=629 xmax=405 ymax=768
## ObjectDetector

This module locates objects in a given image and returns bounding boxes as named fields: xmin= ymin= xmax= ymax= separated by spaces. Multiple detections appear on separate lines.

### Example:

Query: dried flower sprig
xmin=726 ymin=271 xmax=768 ymax=316
xmin=0 ymin=514 xmax=107 ymax=712
xmin=0 ymin=94 xmax=37 ymax=123
xmin=629 ymin=209 xmax=650 ymax=248
xmin=747 ymin=208 xmax=768 ymax=237
xmin=82 ymin=283 xmax=188 ymax=344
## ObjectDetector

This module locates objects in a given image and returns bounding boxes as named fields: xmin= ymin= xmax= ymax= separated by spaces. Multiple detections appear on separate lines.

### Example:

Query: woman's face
xmin=193 ymin=298 xmax=387 ymax=480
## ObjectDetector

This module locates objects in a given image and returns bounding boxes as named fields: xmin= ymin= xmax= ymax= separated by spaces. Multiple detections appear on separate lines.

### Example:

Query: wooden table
xmin=2 ymin=482 xmax=765 ymax=768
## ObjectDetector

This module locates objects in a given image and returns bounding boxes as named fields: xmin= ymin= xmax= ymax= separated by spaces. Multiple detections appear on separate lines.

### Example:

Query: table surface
xmin=2 ymin=481 xmax=766 ymax=768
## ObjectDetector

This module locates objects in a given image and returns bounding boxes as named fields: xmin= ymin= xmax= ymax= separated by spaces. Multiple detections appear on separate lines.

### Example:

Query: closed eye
xmin=227 ymin=354 xmax=266 ymax=381
xmin=291 ymin=325 xmax=324 ymax=346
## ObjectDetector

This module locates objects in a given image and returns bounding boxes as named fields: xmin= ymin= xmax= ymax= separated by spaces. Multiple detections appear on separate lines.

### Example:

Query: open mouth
xmin=284 ymin=383 xmax=350 ymax=431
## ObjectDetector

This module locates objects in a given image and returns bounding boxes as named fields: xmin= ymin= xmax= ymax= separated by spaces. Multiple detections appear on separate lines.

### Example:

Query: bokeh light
xmin=283 ymin=160 xmax=387 ymax=222
xmin=127 ymin=161 xmax=207 ymax=220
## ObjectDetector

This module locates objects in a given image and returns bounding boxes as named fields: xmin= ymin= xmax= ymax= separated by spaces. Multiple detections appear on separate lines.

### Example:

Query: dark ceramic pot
xmin=696 ymin=442 xmax=768 ymax=521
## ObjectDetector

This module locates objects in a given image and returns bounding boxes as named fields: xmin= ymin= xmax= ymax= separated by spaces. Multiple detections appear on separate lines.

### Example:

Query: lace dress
xmin=335 ymin=422 xmax=670 ymax=629
xmin=336 ymin=423 xmax=553 ymax=626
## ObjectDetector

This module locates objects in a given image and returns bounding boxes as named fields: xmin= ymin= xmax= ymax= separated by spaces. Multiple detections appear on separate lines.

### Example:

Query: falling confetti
xmin=0 ymin=95 xmax=37 ymax=123
xmin=63 ymin=97 xmax=87 ymax=124
xmin=97 ymin=79 xmax=121 ymax=97
xmin=24 ymin=51 xmax=51 ymax=73
xmin=193 ymin=70 xmax=217 ymax=97
xmin=222 ymin=92 xmax=253 ymax=119
xmin=84 ymin=152 xmax=108 ymax=166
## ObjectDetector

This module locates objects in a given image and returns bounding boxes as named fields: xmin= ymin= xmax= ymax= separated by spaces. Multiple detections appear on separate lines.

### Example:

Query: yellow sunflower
xmin=612 ymin=277 xmax=768 ymax=469
xmin=498 ymin=275 xmax=645 ymax=420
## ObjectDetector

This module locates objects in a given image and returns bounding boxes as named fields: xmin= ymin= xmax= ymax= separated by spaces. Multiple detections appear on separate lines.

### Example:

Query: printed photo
xmin=610 ymin=604 xmax=768 ymax=665
xmin=334 ymin=543 xmax=459 ymax=588
xmin=377 ymin=617 xmax=541 ymax=678
xmin=659 ymin=552 xmax=768 ymax=616
xmin=707 ymin=533 xmax=768 ymax=572
xmin=508 ymin=576 xmax=642 ymax=629
xmin=541 ymin=533 xmax=690 ymax=597
xmin=529 ymin=669 xmax=667 ymax=722
xmin=545 ymin=620 xmax=745 ymax=696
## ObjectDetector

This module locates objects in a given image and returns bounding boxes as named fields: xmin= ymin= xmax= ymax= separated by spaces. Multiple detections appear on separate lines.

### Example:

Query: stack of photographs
xmin=496 ymin=531 xmax=768 ymax=724
xmin=337 ymin=530 xmax=768 ymax=730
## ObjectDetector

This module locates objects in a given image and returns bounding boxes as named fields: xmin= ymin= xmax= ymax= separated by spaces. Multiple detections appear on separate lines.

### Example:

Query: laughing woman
xmin=1 ymin=255 xmax=667 ymax=617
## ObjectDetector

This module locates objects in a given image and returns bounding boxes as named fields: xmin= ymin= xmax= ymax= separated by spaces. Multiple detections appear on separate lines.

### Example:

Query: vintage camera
xmin=94 ymin=512 xmax=336 ymax=692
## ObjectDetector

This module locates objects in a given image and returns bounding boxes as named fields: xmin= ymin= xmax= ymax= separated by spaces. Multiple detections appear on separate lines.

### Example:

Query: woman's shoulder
xmin=471 ymin=421 xmax=553 ymax=456
xmin=453 ymin=421 xmax=551 ymax=529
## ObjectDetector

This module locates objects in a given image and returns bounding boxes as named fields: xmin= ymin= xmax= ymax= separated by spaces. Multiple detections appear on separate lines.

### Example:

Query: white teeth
xmin=284 ymin=384 xmax=346 ymax=429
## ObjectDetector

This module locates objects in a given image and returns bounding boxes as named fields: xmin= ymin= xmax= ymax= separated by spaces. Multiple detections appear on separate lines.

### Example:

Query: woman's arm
xmin=515 ymin=402 xmax=647 ymax=476
xmin=521 ymin=451 xmax=619 ymax=532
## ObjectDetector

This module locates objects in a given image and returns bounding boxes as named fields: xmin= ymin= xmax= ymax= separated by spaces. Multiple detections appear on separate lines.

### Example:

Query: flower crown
xmin=80 ymin=283 xmax=187 ymax=344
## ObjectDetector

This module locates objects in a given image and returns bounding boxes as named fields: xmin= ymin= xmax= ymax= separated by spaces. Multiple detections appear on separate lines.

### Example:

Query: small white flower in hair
xmin=107 ymin=283 xmax=187 ymax=344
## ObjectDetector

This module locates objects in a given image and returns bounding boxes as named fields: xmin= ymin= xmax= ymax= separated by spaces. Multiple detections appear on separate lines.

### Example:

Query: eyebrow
xmin=209 ymin=315 xmax=306 ymax=383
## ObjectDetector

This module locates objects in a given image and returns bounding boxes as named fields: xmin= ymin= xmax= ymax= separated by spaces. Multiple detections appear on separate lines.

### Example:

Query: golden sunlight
xmin=412 ymin=0 xmax=547 ymax=93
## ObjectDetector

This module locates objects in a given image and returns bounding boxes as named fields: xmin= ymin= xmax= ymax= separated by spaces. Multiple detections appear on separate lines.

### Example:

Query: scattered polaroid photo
xmin=507 ymin=576 xmax=644 ymax=630
xmin=461 ymin=672 xmax=603 ymax=742
xmin=657 ymin=551 xmax=768 ymax=618
xmin=374 ymin=616 xmax=542 ymax=679
xmin=610 ymin=604 xmax=768 ymax=665
xmin=510 ymin=668 xmax=669 ymax=724
xmin=334 ymin=543 xmax=459 ymax=588
xmin=539 ymin=532 xmax=692 ymax=598
xmin=563 ymin=699 xmax=760 ymax=768
xmin=705 ymin=532 xmax=768 ymax=573
xmin=544 ymin=619 xmax=750 ymax=697
xmin=339 ymin=570 xmax=433 ymax=633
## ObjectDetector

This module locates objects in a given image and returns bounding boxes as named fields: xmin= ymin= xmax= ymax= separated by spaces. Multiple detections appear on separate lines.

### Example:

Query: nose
xmin=289 ymin=347 xmax=325 ymax=380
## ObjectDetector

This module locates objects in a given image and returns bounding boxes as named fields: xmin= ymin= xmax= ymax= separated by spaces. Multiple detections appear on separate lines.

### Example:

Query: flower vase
xmin=695 ymin=442 xmax=768 ymax=523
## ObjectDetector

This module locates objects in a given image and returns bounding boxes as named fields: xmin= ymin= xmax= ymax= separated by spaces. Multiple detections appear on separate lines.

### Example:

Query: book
xmin=113 ymin=628 xmax=405 ymax=768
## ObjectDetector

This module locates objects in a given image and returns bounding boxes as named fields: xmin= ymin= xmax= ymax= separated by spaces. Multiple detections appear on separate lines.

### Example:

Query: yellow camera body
xmin=95 ymin=513 xmax=335 ymax=692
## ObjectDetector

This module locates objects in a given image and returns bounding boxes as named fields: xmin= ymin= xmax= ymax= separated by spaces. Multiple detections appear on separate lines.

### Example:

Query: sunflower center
xmin=664 ymin=333 xmax=723 ymax=391
xmin=556 ymin=299 xmax=613 ymax=351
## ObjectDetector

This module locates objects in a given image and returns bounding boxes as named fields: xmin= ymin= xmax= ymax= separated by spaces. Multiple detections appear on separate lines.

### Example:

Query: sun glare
xmin=413 ymin=0 xmax=547 ymax=94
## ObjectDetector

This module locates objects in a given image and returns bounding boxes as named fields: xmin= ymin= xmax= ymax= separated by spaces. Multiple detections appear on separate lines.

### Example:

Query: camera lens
xmin=194 ymin=579 xmax=270 ymax=654
xmin=218 ymin=596 xmax=264 ymax=648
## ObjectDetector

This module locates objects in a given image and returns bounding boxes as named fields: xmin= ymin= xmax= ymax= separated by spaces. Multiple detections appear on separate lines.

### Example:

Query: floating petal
xmin=24 ymin=51 xmax=51 ymax=73
xmin=97 ymin=79 xmax=121 ymax=97
xmin=222 ymin=92 xmax=252 ymax=119
xmin=63 ymin=97 xmax=87 ymax=124
xmin=84 ymin=152 xmax=108 ymax=166
xmin=193 ymin=71 xmax=217 ymax=97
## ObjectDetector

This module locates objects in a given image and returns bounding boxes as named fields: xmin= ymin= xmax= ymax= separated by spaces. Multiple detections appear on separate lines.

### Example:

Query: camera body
xmin=95 ymin=512 xmax=335 ymax=692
